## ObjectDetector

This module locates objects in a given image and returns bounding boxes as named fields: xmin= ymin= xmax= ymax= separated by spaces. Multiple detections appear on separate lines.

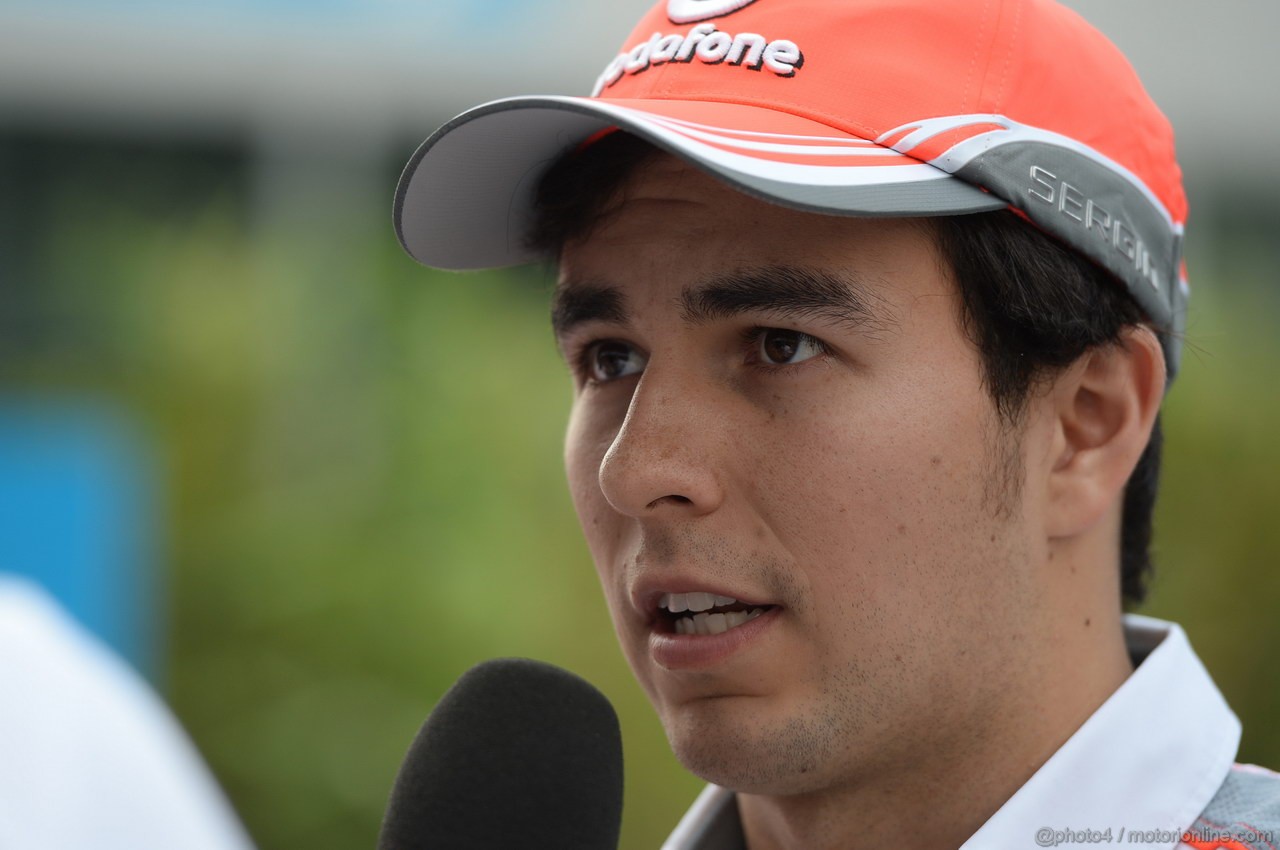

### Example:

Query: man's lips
xmin=629 ymin=579 xmax=783 ymax=669
xmin=648 ymin=605 xmax=783 ymax=670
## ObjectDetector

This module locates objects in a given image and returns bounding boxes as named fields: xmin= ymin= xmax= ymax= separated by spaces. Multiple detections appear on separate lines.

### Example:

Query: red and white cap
xmin=395 ymin=0 xmax=1189 ymax=372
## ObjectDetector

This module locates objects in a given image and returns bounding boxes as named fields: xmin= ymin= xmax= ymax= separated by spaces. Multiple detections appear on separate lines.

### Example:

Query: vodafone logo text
xmin=667 ymin=0 xmax=760 ymax=24
xmin=591 ymin=23 xmax=804 ymax=96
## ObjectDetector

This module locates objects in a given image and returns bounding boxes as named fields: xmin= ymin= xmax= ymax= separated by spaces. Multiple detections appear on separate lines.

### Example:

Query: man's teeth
xmin=658 ymin=592 xmax=769 ymax=636
xmin=660 ymin=592 xmax=738 ymax=613
xmin=673 ymin=608 xmax=766 ymax=636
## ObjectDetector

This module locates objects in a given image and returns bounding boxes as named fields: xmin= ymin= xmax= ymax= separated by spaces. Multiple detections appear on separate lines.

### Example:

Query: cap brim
xmin=394 ymin=96 xmax=1006 ymax=270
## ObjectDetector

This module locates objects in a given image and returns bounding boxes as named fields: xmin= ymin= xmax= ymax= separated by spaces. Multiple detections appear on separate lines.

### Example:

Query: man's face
xmin=556 ymin=154 xmax=1045 ymax=795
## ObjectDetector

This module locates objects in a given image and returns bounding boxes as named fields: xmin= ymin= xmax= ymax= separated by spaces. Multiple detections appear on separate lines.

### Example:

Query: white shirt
xmin=0 ymin=576 xmax=256 ymax=850
xmin=663 ymin=614 xmax=1242 ymax=850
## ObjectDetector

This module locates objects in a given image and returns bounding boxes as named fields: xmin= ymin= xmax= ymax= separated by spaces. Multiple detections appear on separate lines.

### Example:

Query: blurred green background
xmin=1 ymin=2 xmax=1278 ymax=849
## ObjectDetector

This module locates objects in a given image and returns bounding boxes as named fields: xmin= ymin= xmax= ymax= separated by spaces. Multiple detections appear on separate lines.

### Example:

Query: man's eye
xmin=583 ymin=341 xmax=647 ymax=383
xmin=756 ymin=328 xmax=827 ymax=365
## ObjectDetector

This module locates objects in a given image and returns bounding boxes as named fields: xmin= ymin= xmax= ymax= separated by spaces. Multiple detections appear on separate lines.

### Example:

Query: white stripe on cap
xmin=879 ymin=114 xmax=1180 ymax=231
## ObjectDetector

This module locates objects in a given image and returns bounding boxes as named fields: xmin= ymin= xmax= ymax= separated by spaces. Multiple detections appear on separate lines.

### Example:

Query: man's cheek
xmin=564 ymin=445 xmax=608 ymax=526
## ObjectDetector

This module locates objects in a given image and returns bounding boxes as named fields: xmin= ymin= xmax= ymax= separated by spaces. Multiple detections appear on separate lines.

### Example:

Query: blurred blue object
xmin=0 ymin=397 xmax=160 ymax=681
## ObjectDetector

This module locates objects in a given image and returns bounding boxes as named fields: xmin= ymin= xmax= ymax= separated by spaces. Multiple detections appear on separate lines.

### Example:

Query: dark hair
xmin=528 ymin=131 xmax=1162 ymax=607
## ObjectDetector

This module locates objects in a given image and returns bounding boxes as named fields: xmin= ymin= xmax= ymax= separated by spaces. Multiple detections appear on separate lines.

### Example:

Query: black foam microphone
xmin=377 ymin=658 xmax=624 ymax=850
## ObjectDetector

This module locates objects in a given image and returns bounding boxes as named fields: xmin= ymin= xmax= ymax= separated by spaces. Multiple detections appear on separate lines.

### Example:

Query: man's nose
xmin=596 ymin=365 xmax=726 ymax=519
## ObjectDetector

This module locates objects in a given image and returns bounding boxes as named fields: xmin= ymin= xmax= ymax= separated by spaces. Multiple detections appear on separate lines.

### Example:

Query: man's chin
xmin=661 ymin=704 xmax=840 ymax=796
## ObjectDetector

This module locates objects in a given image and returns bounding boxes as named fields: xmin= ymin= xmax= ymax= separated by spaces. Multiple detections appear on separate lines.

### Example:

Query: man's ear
xmin=1044 ymin=326 xmax=1165 ymax=539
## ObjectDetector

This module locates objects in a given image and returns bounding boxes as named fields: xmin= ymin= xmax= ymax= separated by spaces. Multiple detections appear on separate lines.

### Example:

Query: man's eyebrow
xmin=680 ymin=265 xmax=895 ymax=334
xmin=550 ymin=265 xmax=896 ymax=344
xmin=551 ymin=281 xmax=630 ymax=342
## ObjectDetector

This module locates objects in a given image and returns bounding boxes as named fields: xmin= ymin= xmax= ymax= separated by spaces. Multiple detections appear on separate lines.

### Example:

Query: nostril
xmin=647 ymin=495 xmax=694 ymax=509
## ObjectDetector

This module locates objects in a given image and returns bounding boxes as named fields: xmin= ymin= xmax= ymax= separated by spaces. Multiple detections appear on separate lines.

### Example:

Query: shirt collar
xmin=962 ymin=614 xmax=1240 ymax=849
xmin=662 ymin=615 xmax=1241 ymax=850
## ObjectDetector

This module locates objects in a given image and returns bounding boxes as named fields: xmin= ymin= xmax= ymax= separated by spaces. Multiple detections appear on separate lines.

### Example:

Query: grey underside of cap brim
xmin=393 ymin=98 xmax=1005 ymax=272
xmin=730 ymin=170 xmax=1006 ymax=220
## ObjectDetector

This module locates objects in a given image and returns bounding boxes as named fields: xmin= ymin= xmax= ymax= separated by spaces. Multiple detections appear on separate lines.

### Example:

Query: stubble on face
xmin=645 ymin=425 xmax=1032 ymax=797
xmin=618 ymin=525 xmax=846 ymax=790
